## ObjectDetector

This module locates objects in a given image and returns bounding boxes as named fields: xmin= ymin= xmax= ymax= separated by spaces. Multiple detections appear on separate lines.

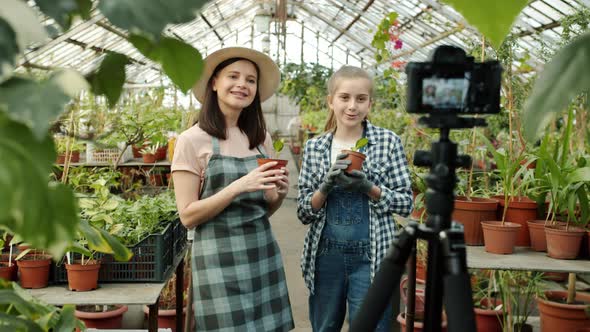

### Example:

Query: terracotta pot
xmin=155 ymin=145 xmax=168 ymax=160
xmin=291 ymin=146 xmax=301 ymax=154
xmin=536 ymin=290 xmax=590 ymax=332
xmin=132 ymin=145 xmax=143 ymax=158
xmin=256 ymin=158 xmax=288 ymax=171
xmin=542 ymin=271 xmax=568 ymax=282
xmin=0 ymin=262 xmax=17 ymax=281
xmin=545 ymin=225 xmax=585 ymax=259
xmin=400 ymin=276 xmax=426 ymax=320
xmin=142 ymin=305 xmax=187 ymax=332
xmin=56 ymin=151 xmax=80 ymax=164
xmin=527 ymin=220 xmax=548 ymax=252
xmin=75 ymin=305 xmax=128 ymax=330
xmin=481 ymin=221 xmax=521 ymax=254
xmin=397 ymin=312 xmax=447 ymax=332
xmin=16 ymin=255 xmax=52 ymax=288
xmin=65 ymin=260 xmax=101 ymax=291
xmin=341 ymin=150 xmax=366 ymax=173
xmin=496 ymin=196 xmax=538 ymax=247
xmin=452 ymin=197 xmax=498 ymax=246
xmin=474 ymin=298 xmax=504 ymax=332
xmin=142 ymin=153 xmax=157 ymax=163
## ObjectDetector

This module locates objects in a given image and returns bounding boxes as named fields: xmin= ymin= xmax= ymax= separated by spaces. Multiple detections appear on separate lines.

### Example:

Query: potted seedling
xmin=342 ymin=137 xmax=369 ymax=173
xmin=140 ymin=142 xmax=160 ymax=163
xmin=257 ymin=138 xmax=289 ymax=170
xmin=63 ymin=238 xmax=101 ymax=292
xmin=15 ymin=248 xmax=52 ymax=289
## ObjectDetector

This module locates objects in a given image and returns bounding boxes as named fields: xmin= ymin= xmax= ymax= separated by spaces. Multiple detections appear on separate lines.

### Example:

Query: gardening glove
xmin=335 ymin=169 xmax=374 ymax=194
xmin=319 ymin=153 xmax=351 ymax=194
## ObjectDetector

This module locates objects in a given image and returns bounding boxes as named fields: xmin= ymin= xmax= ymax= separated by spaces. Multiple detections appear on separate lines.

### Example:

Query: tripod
xmin=350 ymin=114 xmax=486 ymax=332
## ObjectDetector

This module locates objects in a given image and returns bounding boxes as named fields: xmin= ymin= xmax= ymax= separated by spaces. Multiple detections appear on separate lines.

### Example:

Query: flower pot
xmin=256 ymin=158 xmax=288 ymax=171
xmin=56 ymin=151 xmax=80 ymax=164
xmin=16 ymin=255 xmax=52 ymax=288
xmin=142 ymin=305 xmax=187 ymax=332
xmin=75 ymin=304 xmax=128 ymax=330
xmin=291 ymin=145 xmax=301 ymax=154
xmin=155 ymin=145 xmax=168 ymax=160
xmin=527 ymin=220 xmax=548 ymax=252
xmin=0 ymin=262 xmax=17 ymax=281
xmin=474 ymin=298 xmax=504 ymax=332
xmin=496 ymin=196 xmax=538 ymax=247
xmin=400 ymin=276 xmax=426 ymax=320
xmin=536 ymin=290 xmax=590 ymax=332
xmin=452 ymin=197 xmax=498 ymax=246
xmin=132 ymin=144 xmax=146 ymax=158
xmin=341 ymin=150 xmax=366 ymax=173
xmin=481 ymin=221 xmax=521 ymax=254
xmin=545 ymin=225 xmax=586 ymax=259
xmin=142 ymin=153 xmax=157 ymax=163
xmin=65 ymin=260 xmax=101 ymax=291
xmin=397 ymin=312 xmax=447 ymax=332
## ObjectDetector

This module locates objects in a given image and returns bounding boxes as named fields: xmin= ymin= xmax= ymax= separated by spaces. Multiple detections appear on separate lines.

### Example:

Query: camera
xmin=406 ymin=45 xmax=502 ymax=114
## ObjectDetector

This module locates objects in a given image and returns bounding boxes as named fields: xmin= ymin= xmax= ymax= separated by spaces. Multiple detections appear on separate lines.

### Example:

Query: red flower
xmin=394 ymin=39 xmax=403 ymax=49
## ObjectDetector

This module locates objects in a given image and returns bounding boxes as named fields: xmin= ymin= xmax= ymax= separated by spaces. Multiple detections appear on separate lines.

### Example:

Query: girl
xmin=297 ymin=65 xmax=413 ymax=331
xmin=172 ymin=47 xmax=294 ymax=331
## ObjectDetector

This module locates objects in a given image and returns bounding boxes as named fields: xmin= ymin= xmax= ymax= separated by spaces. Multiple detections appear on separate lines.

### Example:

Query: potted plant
xmin=15 ymin=248 xmax=52 ymax=289
xmin=140 ymin=142 xmax=160 ymax=164
xmin=0 ymin=238 xmax=17 ymax=281
xmin=479 ymin=133 xmax=526 ymax=254
xmin=495 ymin=270 xmax=545 ymax=332
xmin=63 ymin=242 xmax=101 ymax=292
xmin=142 ymin=271 xmax=188 ymax=332
xmin=75 ymin=304 xmax=129 ymax=330
xmin=342 ymin=137 xmax=369 ymax=173
xmin=471 ymin=269 xmax=505 ymax=332
xmin=55 ymin=136 xmax=85 ymax=164
xmin=257 ymin=138 xmax=289 ymax=170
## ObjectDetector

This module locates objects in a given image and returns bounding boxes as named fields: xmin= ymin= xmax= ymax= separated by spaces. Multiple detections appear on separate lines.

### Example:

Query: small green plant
xmin=350 ymin=137 xmax=369 ymax=152
xmin=273 ymin=139 xmax=285 ymax=157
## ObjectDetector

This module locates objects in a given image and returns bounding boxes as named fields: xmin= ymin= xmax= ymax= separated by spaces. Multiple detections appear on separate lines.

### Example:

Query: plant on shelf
xmin=14 ymin=247 xmax=52 ymax=289
xmin=140 ymin=142 xmax=161 ymax=163
xmin=495 ymin=270 xmax=545 ymax=332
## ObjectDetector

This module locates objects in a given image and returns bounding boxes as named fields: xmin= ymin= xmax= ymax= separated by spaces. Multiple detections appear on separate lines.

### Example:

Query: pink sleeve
xmin=171 ymin=133 xmax=202 ymax=177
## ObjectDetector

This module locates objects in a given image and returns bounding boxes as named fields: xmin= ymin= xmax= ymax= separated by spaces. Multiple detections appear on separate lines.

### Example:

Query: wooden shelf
xmin=28 ymin=282 xmax=165 ymax=305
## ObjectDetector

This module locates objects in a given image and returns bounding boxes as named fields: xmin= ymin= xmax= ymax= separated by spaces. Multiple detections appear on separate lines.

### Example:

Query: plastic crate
xmin=86 ymin=142 xmax=132 ymax=164
xmin=54 ymin=220 xmax=186 ymax=283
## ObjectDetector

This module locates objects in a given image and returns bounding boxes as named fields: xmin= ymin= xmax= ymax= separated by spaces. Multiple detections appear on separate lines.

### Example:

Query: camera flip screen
xmin=421 ymin=77 xmax=468 ymax=110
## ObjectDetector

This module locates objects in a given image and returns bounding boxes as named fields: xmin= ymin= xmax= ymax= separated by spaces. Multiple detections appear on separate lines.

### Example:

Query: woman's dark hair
xmin=197 ymin=57 xmax=267 ymax=149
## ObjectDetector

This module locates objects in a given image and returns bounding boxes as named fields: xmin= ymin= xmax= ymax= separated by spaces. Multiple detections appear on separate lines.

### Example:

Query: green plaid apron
xmin=191 ymin=137 xmax=294 ymax=332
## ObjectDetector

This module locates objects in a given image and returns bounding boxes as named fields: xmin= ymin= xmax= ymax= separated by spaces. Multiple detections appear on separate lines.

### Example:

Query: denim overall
xmin=309 ymin=139 xmax=392 ymax=332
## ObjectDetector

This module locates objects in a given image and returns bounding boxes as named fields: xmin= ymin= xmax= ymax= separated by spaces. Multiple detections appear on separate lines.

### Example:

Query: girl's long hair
xmin=323 ymin=65 xmax=374 ymax=133
xmin=196 ymin=57 xmax=267 ymax=149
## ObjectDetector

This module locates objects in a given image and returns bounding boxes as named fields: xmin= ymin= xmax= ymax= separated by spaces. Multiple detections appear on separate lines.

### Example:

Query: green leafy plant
xmin=350 ymin=137 xmax=369 ymax=152
xmin=273 ymin=139 xmax=285 ymax=157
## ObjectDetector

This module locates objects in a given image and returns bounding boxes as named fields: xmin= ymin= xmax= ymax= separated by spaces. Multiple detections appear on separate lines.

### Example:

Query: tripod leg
xmin=350 ymin=223 xmax=419 ymax=332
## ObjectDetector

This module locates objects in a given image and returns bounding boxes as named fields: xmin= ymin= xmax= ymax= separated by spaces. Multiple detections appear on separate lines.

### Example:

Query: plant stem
xmin=567 ymin=273 xmax=576 ymax=304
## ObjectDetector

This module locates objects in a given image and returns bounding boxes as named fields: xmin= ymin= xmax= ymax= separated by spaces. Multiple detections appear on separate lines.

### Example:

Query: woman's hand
xmin=229 ymin=161 xmax=285 ymax=195
xmin=264 ymin=166 xmax=289 ymax=203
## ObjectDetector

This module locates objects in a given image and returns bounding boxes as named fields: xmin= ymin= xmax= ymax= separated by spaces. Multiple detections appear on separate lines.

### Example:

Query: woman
xmin=172 ymin=47 xmax=294 ymax=331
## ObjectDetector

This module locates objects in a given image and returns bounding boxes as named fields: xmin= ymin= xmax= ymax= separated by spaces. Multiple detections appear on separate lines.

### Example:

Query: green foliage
xmin=441 ymin=0 xmax=528 ymax=48
xmin=0 ymin=279 xmax=83 ymax=331
xmin=300 ymin=110 xmax=327 ymax=132
xmin=54 ymin=136 xmax=84 ymax=154
xmin=273 ymin=139 xmax=285 ymax=155
xmin=85 ymin=52 xmax=129 ymax=108
xmin=98 ymin=0 xmax=208 ymax=38
xmin=35 ymin=0 xmax=91 ymax=30
xmin=523 ymin=32 xmax=590 ymax=141
xmin=0 ymin=18 xmax=18 ymax=82
xmin=350 ymin=137 xmax=369 ymax=152
xmin=129 ymin=35 xmax=204 ymax=93
xmin=279 ymin=62 xmax=333 ymax=113
xmin=371 ymin=12 xmax=398 ymax=63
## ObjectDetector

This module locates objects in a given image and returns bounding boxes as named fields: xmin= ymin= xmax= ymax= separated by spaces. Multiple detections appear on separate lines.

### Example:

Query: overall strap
xmin=211 ymin=137 xmax=221 ymax=154
xmin=256 ymin=144 xmax=268 ymax=158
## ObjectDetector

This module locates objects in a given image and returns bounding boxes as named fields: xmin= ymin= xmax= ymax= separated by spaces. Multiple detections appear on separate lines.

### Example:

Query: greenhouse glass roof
xmin=19 ymin=0 xmax=590 ymax=86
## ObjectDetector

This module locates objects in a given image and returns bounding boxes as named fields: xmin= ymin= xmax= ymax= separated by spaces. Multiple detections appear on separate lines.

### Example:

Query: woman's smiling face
xmin=212 ymin=59 xmax=258 ymax=112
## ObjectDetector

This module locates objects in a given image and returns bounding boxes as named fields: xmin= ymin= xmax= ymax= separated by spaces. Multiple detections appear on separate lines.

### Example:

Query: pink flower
xmin=394 ymin=39 xmax=403 ymax=49
xmin=392 ymin=61 xmax=406 ymax=69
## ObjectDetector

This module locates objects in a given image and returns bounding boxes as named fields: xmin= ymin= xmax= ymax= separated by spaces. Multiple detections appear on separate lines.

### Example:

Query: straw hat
xmin=192 ymin=47 xmax=280 ymax=103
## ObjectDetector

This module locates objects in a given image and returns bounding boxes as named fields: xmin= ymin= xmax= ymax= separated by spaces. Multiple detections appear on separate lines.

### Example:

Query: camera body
xmin=406 ymin=45 xmax=502 ymax=114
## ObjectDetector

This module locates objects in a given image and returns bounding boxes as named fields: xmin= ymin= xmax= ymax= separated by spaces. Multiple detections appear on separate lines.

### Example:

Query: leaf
xmin=523 ymin=32 xmax=590 ymax=141
xmin=98 ymin=0 xmax=208 ymax=37
xmin=34 ymin=0 xmax=78 ymax=30
xmin=85 ymin=52 xmax=129 ymax=108
xmin=273 ymin=139 xmax=284 ymax=154
xmin=440 ymin=0 xmax=528 ymax=48
xmin=0 ymin=116 xmax=78 ymax=259
xmin=78 ymin=220 xmax=132 ymax=261
xmin=0 ymin=313 xmax=44 ymax=332
xmin=129 ymin=35 xmax=203 ymax=92
xmin=0 ymin=18 xmax=18 ymax=83
xmin=355 ymin=137 xmax=369 ymax=151
xmin=52 ymin=305 xmax=79 ymax=332
xmin=0 ymin=70 xmax=88 ymax=140
xmin=0 ymin=0 xmax=48 ymax=52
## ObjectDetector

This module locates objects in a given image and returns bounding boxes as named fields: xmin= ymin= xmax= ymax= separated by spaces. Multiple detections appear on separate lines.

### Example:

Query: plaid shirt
xmin=297 ymin=121 xmax=413 ymax=294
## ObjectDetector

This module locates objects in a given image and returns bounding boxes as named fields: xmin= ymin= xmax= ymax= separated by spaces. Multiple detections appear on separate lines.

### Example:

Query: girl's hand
xmin=230 ymin=161 xmax=285 ymax=195
xmin=275 ymin=167 xmax=289 ymax=199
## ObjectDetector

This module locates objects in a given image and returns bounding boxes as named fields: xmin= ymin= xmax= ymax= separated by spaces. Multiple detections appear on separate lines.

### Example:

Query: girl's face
xmin=212 ymin=60 xmax=258 ymax=112
xmin=327 ymin=77 xmax=372 ymax=130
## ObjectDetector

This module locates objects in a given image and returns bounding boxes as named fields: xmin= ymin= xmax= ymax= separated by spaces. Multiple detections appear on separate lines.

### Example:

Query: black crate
xmin=54 ymin=220 xmax=186 ymax=283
